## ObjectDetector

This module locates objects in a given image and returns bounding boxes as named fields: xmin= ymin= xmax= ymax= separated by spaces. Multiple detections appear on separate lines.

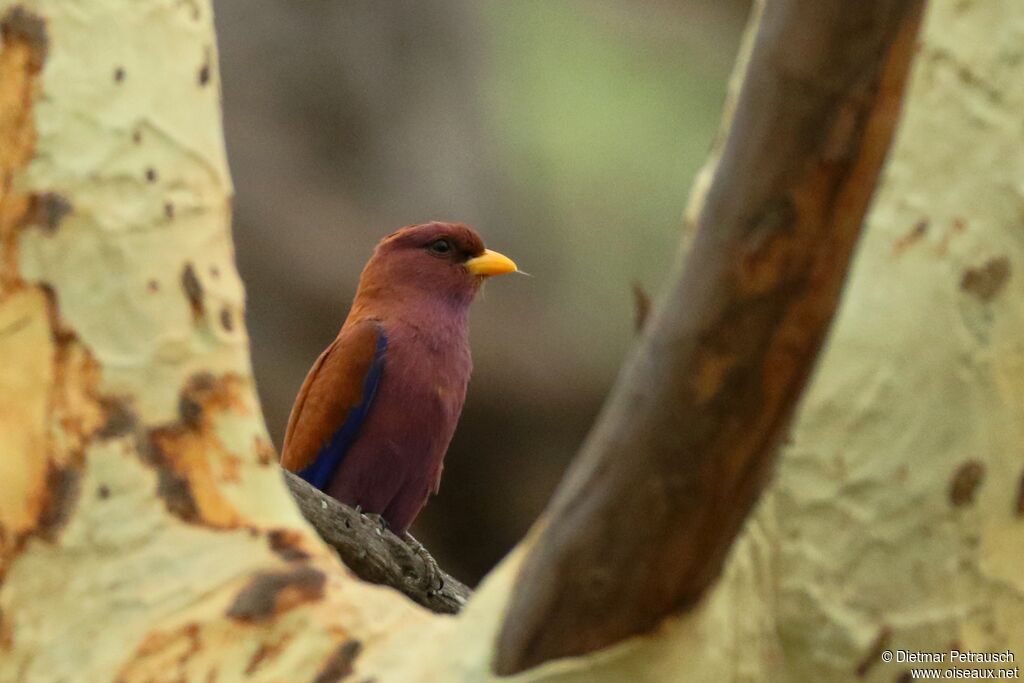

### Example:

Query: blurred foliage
xmin=215 ymin=0 xmax=747 ymax=583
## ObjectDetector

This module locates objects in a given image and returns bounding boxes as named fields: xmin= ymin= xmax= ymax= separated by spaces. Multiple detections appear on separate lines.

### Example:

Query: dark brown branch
xmin=494 ymin=0 xmax=925 ymax=674
xmin=282 ymin=469 xmax=470 ymax=614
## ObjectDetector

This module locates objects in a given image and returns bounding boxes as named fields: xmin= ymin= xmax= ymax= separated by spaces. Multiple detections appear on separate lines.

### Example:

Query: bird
xmin=280 ymin=221 xmax=517 ymax=536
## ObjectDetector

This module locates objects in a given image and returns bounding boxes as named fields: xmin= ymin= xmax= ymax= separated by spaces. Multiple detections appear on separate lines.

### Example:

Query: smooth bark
xmin=495 ymin=0 xmax=926 ymax=673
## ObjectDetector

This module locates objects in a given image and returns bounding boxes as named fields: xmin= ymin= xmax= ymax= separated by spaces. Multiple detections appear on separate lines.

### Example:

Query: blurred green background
xmin=213 ymin=0 xmax=749 ymax=584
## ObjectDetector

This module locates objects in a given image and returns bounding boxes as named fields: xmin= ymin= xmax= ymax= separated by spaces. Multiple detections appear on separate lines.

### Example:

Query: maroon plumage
xmin=281 ymin=222 xmax=516 ymax=534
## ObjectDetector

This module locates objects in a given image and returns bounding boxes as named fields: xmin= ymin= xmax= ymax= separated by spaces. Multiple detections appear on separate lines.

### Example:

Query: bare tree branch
xmin=283 ymin=470 xmax=470 ymax=615
xmin=494 ymin=0 xmax=926 ymax=674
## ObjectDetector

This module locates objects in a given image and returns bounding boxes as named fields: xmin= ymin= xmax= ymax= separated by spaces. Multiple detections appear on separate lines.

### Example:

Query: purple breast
xmin=325 ymin=318 xmax=471 ymax=533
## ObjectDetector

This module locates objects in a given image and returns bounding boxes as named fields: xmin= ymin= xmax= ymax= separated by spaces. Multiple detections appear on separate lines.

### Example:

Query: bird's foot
xmin=404 ymin=532 xmax=444 ymax=594
xmin=360 ymin=511 xmax=389 ymax=533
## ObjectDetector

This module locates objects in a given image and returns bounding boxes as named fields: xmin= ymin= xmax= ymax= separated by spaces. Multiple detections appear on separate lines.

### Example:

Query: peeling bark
xmin=0 ymin=3 xmax=431 ymax=681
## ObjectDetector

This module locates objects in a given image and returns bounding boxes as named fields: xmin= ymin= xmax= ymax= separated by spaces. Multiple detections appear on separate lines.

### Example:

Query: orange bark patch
xmin=254 ymin=435 xmax=276 ymax=466
xmin=268 ymin=528 xmax=313 ymax=562
xmin=243 ymin=631 xmax=295 ymax=676
xmin=45 ymin=309 xmax=106 ymax=459
xmin=0 ymin=11 xmax=106 ymax=557
xmin=10 ymin=289 xmax=107 ymax=555
xmin=122 ymin=622 xmax=204 ymax=682
xmin=226 ymin=566 xmax=326 ymax=623
xmin=0 ymin=6 xmax=46 ymax=292
xmin=134 ymin=621 xmax=202 ymax=664
xmin=147 ymin=373 xmax=249 ymax=527
xmin=0 ymin=291 xmax=52 ymax=561
xmin=122 ymin=611 xmax=356 ymax=682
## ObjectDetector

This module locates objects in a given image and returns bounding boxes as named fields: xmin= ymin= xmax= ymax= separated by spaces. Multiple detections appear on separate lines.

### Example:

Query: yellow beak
xmin=465 ymin=249 xmax=517 ymax=277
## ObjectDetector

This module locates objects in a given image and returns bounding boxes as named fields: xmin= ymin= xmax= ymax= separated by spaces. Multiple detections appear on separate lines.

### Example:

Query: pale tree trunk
xmin=0 ymin=2 xmax=430 ymax=682
xmin=0 ymin=1 xmax=1017 ymax=683
xmin=764 ymin=1 xmax=1024 ymax=679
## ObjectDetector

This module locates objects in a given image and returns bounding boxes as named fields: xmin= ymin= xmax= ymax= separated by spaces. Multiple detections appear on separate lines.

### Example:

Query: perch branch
xmin=283 ymin=469 xmax=470 ymax=614
xmin=494 ymin=0 xmax=926 ymax=674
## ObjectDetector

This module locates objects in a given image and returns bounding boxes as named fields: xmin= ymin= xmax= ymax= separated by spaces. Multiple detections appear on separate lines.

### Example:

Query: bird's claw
xmin=361 ymin=511 xmax=389 ymax=532
xmin=404 ymin=532 xmax=444 ymax=594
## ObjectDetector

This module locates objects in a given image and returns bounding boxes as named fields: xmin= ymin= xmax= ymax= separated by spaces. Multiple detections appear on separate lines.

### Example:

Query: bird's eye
xmin=426 ymin=238 xmax=453 ymax=256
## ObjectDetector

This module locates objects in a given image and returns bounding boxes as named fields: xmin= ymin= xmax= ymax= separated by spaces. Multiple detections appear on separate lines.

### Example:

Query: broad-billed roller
xmin=281 ymin=222 xmax=517 ymax=535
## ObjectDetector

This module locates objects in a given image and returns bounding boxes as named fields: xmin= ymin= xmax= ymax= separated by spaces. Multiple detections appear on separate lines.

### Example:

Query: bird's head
xmin=354 ymin=222 xmax=518 ymax=311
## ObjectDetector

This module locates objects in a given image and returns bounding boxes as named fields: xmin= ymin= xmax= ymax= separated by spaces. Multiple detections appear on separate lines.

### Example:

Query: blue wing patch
xmin=297 ymin=329 xmax=387 ymax=489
